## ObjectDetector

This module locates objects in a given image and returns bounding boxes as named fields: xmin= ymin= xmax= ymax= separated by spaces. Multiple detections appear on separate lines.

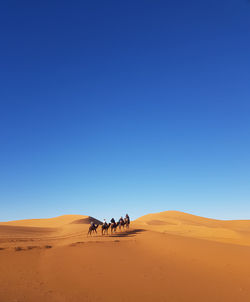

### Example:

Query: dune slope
xmin=0 ymin=214 xmax=101 ymax=227
xmin=135 ymin=210 xmax=250 ymax=246
xmin=0 ymin=211 xmax=250 ymax=302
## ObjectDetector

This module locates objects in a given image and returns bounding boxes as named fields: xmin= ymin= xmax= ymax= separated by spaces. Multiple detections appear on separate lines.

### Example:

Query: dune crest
xmin=134 ymin=210 xmax=250 ymax=246
xmin=0 ymin=214 xmax=96 ymax=228
xmin=1 ymin=211 xmax=250 ymax=301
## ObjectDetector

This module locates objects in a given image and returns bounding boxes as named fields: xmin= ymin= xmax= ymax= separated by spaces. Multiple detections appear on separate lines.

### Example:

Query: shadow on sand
xmin=109 ymin=228 xmax=145 ymax=238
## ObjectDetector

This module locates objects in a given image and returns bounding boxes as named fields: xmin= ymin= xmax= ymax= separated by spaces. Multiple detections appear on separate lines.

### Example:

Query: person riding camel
xmin=103 ymin=219 xmax=107 ymax=226
xmin=111 ymin=218 xmax=115 ymax=224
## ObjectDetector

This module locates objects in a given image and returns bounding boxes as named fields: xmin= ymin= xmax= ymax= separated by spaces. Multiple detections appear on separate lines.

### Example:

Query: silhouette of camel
xmin=124 ymin=217 xmax=130 ymax=229
xmin=87 ymin=224 xmax=99 ymax=235
xmin=118 ymin=219 xmax=125 ymax=231
xmin=102 ymin=223 xmax=111 ymax=235
xmin=111 ymin=222 xmax=119 ymax=233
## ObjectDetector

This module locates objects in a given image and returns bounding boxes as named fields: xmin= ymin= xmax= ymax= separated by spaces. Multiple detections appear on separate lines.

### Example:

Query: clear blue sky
xmin=0 ymin=0 xmax=250 ymax=222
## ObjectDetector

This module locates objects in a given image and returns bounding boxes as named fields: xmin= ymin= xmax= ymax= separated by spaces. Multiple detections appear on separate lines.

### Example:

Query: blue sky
xmin=0 ymin=0 xmax=250 ymax=221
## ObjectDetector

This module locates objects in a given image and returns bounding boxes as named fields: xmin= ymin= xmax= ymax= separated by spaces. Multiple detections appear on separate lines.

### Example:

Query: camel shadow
xmin=109 ymin=228 xmax=145 ymax=238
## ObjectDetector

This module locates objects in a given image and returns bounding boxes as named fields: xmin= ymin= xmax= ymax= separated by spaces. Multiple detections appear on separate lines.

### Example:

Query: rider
xmin=119 ymin=216 xmax=124 ymax=224
xmin=125 ymin=213 xmax=130 ymax=222
xmin=90 ymin=221 xmax=94 ymax=226
xmin=103 ymin=218 xmax=107 ymax=226
xmin=111 ymin=218 xmax=115 ymax=224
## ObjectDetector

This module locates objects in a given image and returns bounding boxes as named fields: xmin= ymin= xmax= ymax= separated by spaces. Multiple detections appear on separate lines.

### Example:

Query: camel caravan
xmin=88 ymin=214 xmax=130 ymax=236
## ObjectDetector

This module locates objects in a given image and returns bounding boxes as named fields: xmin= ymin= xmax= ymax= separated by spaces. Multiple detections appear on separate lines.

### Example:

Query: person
xmin=111 ymin=218 xmax=115 ymax=224
xmin=103 ymin=219 xmax=107 ymax=226
xmin=125 ymin=214 xmax=130 ymax=228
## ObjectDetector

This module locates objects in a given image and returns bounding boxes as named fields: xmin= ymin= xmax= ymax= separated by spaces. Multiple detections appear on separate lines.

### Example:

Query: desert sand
xmin=0 ymin=211 xmax=250 ymax=302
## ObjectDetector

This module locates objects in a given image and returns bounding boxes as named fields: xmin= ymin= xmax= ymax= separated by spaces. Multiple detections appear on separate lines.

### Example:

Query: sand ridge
xmin=135 ymin=210 xmax=250 ymax=246
xmin=0 ymin=214 xmax=100 ymax=227
xmin=0 ymin=211 xmax=250 ymax=301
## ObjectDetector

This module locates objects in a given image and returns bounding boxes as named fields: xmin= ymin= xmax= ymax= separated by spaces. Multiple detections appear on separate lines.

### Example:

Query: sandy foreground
xmin=0 ymin=211 xmax=250 ymax=302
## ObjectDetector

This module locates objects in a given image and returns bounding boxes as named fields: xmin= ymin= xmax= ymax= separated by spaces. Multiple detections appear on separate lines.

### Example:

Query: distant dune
xmin=0 ymin=211 xmax=250 ymax=302
xmin=134 ymin=210 xmax=250 ymax=246
xmin=0 ymin=214 xmax=101 ymax=227
xmin=0 ymin=215 xmax=102 ymax=243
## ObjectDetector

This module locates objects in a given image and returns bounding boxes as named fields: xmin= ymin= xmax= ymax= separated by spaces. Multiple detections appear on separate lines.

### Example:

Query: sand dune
xmin=0 ymin=215 xmax=102 ymax=249
xmin=0 ymin=211 xmax=250 ymax=302
xmin=135 ymin=210 xmax=250 ymax=246
xmin=0 ymin=214 xmax=100 ymax=227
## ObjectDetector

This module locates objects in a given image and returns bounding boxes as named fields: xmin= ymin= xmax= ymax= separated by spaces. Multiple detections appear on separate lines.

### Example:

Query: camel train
xmin=87 ymin=214 xmax=130 ymax=236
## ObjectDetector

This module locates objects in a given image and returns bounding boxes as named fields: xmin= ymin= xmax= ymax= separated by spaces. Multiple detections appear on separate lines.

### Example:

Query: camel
xmin=111 ymin=222 xmax=119 ymax=233
xmin=118 ymin=219 xmax=125 ymax=231
xmin=87 ymin=224 xmax=99 ymax=235
xmin=124 ymin=217 xmax=130 ymax=229
xmin=102 ymin=223 xmax=111 ymax=235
